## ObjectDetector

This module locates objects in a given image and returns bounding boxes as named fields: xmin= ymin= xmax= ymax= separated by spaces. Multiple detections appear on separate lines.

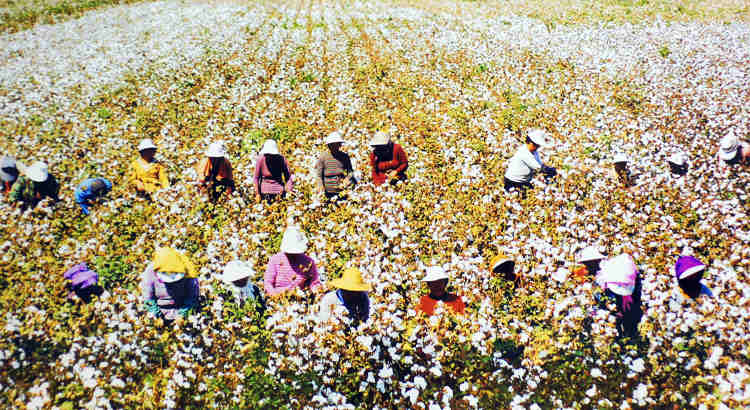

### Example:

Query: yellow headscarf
xmin=152 ymin=247 xmax=197 ymax=278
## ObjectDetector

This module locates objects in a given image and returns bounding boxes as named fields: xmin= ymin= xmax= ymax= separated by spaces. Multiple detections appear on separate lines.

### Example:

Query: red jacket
xmin=370 ymin=143 xmax=408 ymax=185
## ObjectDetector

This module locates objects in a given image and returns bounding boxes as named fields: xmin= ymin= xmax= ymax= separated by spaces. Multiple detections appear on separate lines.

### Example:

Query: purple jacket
xmin=64 ymin=263 xmax=98 ymax=290
xmin=140 ymin=263 xmax=199 ymax=320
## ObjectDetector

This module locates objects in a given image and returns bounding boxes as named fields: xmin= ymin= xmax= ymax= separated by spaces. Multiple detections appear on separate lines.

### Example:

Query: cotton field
xmin=0 ymin=0 xmax=748 ymax=408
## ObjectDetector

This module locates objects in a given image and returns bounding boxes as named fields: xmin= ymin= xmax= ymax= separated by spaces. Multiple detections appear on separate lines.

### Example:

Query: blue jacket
xmin=75 ymin=178 xmax=112 ymax=215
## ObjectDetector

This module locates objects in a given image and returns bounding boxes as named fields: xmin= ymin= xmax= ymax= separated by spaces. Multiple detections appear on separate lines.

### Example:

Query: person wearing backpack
xmin=253 ymin=139 xmax=294 ymax=203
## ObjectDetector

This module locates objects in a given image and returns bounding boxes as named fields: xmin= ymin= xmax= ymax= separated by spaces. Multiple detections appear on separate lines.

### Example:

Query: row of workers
xmin=64 ymin=227 xmax=714 ymax=334
xmin=502 ymin=129 xmax=749 ymax=193
xmin=0 ymin=130 xmax=409 ymax=212
xmin=4 ymin=129 xmax=748 ymax=211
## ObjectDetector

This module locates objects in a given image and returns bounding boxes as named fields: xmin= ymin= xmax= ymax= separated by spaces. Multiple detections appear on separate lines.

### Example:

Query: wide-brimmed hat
xmin=490 ymin=253 xmax=514 ymax=272
xmin=137 ymin=138 xmax=157 ymax=151
xmin=330 ymin=268 xmax=372 ymax=292
xmin=206 ymin=141 xmax=226 ymax=158
xmin=667 ymin=152 xmax=687 ymax=167
xmin=527 ymin=129 xmax=552 ymax=148
xmin=325 ymin=131 xmax=345 ymax=145
xmin=369 ymin=131 xmax=390 ymax=146
xmin=673 ymin=255 xmax=706 ymax=280
xmin=613 ymin=153 xmax=629 ymax=164
xmin=423 ymin=266 xmax=449 ymax=282
xmin=280 ymin=226 xmax=308 ymax=254
xmin=25 ymin=161 xmax=49 ymax=182
xmin=260 ymin=139 xmax=280 ymax=155
xmin=0 ymin=156 xmax=17 ymax=182
xmin=578 ymin=246 xmax=606 ymax=262
xmin=221 ymin=260 xmax=255 ymax=283
xmin=596 ymin=253 xmax=637 ymax=296
xmin=719 ymin=133 xmax=739 ymax=161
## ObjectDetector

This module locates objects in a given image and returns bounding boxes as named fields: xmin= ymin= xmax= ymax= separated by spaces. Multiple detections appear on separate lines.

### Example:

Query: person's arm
xmin=314 ymin=156 xmax=326 ymax=192
xmin=180 ymin=278 xmax=200 ymax=316
xmin=253 ymin=156 xmax=263 ymax=195
xmin=158 ymin=164 xmax=169 ymax=189
xmin=129 ymin=161 xmax=145 ymax=191
xmin=306 ymin=260 xmax=321 ymax=290
xmin=8 ymin=178 xmax=24 ymax=202
xmin=394 ymin=145 xmax=408 ymax=174
xmin=140 ymin=265 xmax=161 ymax=316
xmin=264 ymin=259 xmax=285 ymax=297
xmin=195 ymin=158 xmax=208 ymax=184
xmin=283 ymin=157 xmax=294 ymax=193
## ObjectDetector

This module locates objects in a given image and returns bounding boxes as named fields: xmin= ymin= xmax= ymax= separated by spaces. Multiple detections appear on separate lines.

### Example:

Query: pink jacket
xmin=253 ymin=155 xmax=294 ymax=195
xmin=264 ymin=252 xmax=320 ymax=296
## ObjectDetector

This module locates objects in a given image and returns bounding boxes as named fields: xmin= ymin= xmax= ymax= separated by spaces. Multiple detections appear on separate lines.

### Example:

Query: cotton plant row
xmin=1 ymin=0 xmax=749 ymax=408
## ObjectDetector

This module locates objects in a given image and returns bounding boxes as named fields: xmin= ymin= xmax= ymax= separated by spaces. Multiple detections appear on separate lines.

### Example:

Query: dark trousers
xmin=503 ymin=177 xmax=531 ymax=195
xmin=207 ymin=179 xmax=235 ymax=201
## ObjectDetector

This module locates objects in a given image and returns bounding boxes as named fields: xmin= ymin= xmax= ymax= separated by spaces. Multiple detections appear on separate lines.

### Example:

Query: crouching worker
xmin=63 ymin=263 xmax=103 ymax=303
xmin=490 ymin=253 xmax=518 ymax=286
xmin=219 ymin=260 xmax=265 ymax=312
xmin=129 ymin=139 xmax=169 ymax=196
xmin=75 ymin=178 xmax=112 ymax=215
xmin=196 ymin=141 xmax=234 ymax=201
xmin=673 ymin=255 xmax=713 ymax=302
xmin=318 ymin=268 xmax=371 ymax=325
xmin=369 ymin=131 xmax=408 ymax=186
xmin=9 ymin=161 xmax=59 ymax=209
xmin=1 ymin=156 xmax=19 ymax=195
xmin=417 ymin=266 xmax=465 ymax=316
xmin=141 ymin=247 xmax=200 ymax=323
xmin=596 ymin=254 xmax=643 ymax=340
xmin=504 ymin=129 xmax=556 ymax=195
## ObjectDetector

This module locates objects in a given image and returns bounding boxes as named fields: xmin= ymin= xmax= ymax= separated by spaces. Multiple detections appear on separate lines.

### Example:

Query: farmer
xmin=315 ymin=131 xmax=356 ymax=200
xmin=573 ymin=246 xmax=606 ymax=280
xmin=129 ymin=139 xmax=169 ymax=195
xmin=264 ymin=227 xmax=321 ymax=297
xmin=1 ymin=156 xmax=19 ymax=195
xmin=63 ymin=263 xmax=103 ymax=303
xmin=141 ymin=247 xmax=200 ymax=322
xmin=504 ymin=129 xmax=556 ymax=194
xmin=611 ymin=153 xmax=634 ymax=187
xmin=667 ymin=151 xmax=688 ymax=177
xmin=672 ymin=255 xmax=713 ymax=301
xmin=219 ymin=260 xmax=265 ymax=311
xmin=490 ymin=253 xmax=517 ymax=284
xmin=8 ymin=161 xmax=59 ymax=209
xmin=369 ymin=131 xmax=408 ymax=186
xmin=196 ymin=141 xmax=234 ymax=201
xmin=254 ymin=139 xmax=294 ymax=203
xmin=417 ymin=266 xmax=465 ymax=316
xmin=595 ymin=253 xmax=643 ymax=340
xmin=74 ymin=178 xmax=112 ymax=215
xmin=318 ymin=268 xmax=371 ymax=324
xmin=717 ymin=132 xmax=749 ymax=171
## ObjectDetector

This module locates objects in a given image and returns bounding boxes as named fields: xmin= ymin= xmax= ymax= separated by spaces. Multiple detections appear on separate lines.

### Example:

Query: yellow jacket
xmin=129 ymin=158 xmax=169 ymax=193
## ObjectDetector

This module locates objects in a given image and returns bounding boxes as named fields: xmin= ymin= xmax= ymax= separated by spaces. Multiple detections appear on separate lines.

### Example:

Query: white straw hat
xmin=325 ymin=131 xmax=345 ymax=145
xmin=527 ymin=129 xmax=552 ymax=148
xmin=137 ymin=139 xmax=157 ymax=151
xmin=667 ymin=152 xmax=687 ymax=166
xmin=221 ymin=260 xmax=254 ymax=283
xmin=157 ymin=272 xmax=185 ymax=283
xmin=423 ymin=266 xmax=449 ymax=282
xmin=260 ymin=139 xmax=280 ymax=155
xmin=578 ymin=246 xmax=606 ymax=262
xmin=369 ymin=131 xmax=390 ymax=146
xmin=719 ymin=133 xmax=739 ymax=161
xmin=25 ymin=161 xmax=49 ymax=182
xmin=0 ymin=156 xmax=17 ymax=182
xmin=205 ymin=141 xmax=226 ymax=158
xmin=613 ymin=153 xmax=629 ymax=164
xmin=280 ymin=226 xmax=308 ymax=254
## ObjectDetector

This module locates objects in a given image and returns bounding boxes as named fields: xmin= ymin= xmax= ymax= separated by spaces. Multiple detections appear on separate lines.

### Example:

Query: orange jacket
xmin=195 ymin=157 xmax=233 ymax=184
xmin=417 ymin=294 xmax=465 ymax=316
